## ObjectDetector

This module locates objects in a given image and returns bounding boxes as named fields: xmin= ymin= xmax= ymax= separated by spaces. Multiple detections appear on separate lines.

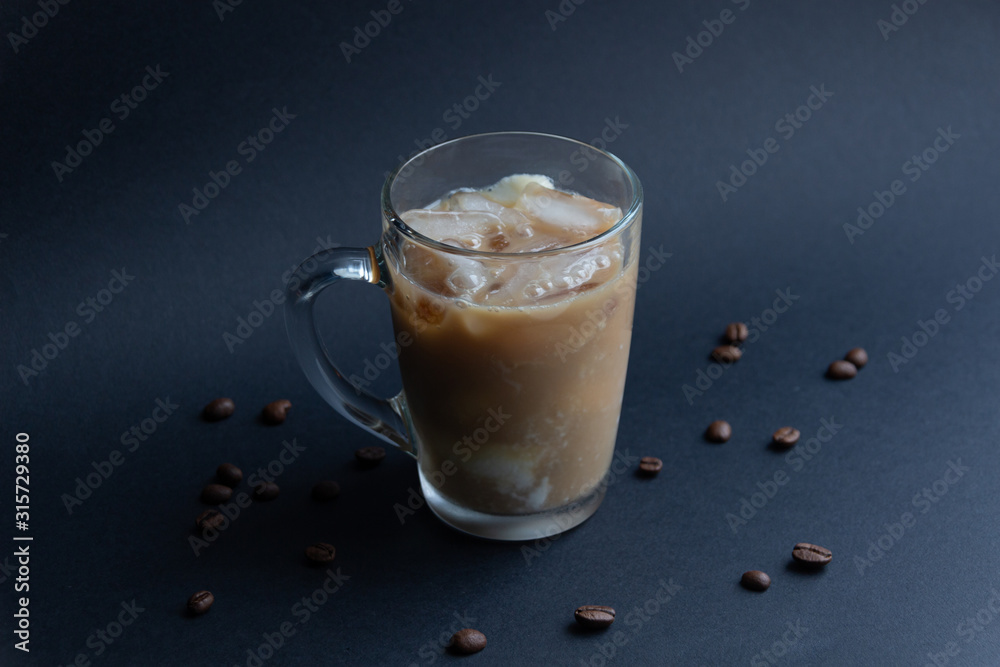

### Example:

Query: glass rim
xmin=379 ymin=131 xmax=643 ymax=258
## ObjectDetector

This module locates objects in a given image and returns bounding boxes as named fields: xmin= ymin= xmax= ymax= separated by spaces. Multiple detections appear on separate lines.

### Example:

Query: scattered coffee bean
xmin=772 ymin=427 xmax=801 ymax=449
xmin=711 ymin=345 xmax=742 ymax=363
xmin=725 ymin=322 xmax=748 ymax=343
xmin=792 ymin=542 xmax=833 ymax=566
xmin=202 ymin=398 xmax=235 ymax=422
xmin=305 ymin=543 xmax=337 ymax=563
xmin=845 ymin=347 xmax=868 ymax=369
xmin=201 ymin=484 xmax=233 ymax=505
xmin=741 ymin=570 xmax=771 ymax=592
xmin=187 ymin=590 xmax=214 ymax=615
xmin=216 ymin=463 xmax=243 ymax=487
xmin=449 ymin=628 xmax=487 ymax=655
xmin=574 ymin=605 xmax=616 ymax=630
xmin=355 ymin=446 xmax=386 ymax=468
xmin=705 ymin=420 xmax=732 ymax=443
xmin=827 ymin=360 xmax=857 ymax=380
xmin=638 ymin=457 xmax=663 ymax=477
xmin=196 ymin=509 xmax=226 ymax=532
xmin=312 ymin=480 xmax=341 ymax=501
xmin=252 ymin=482 xmax=280 ymax=502
xmin=262 ymin=399 xmax=292 ymax=425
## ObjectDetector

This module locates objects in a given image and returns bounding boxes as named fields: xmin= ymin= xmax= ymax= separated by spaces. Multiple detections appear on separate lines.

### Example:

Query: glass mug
xmin=285 ymin=132 xmax=642 ymax=541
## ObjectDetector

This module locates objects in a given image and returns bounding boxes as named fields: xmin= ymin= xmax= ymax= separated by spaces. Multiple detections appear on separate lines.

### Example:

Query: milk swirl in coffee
xmin=389 ymin=174 xmax=638 ymax=515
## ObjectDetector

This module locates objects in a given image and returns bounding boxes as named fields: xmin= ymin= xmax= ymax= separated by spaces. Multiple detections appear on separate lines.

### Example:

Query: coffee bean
xmin=305 ymin=543 xmax=336 ymax=563
xmin=845 ymin=347 xmax=868 ymax=368
xmin=449 ymin=628 xmax=487 ymax=655
xmin=196 ymin=509 xmax=226 ymax=532
xmin=574 ymin=605 xmax=616 ymax=630
xmin=262 ymin=399 xmax=292 ymax=425
xmin=201 ymin=484 xmax=233 ymax=505
xmin=792 ymin=542 xmax=833 ymax=566
xmin=202 ymin=398 xmax=235 ymax=422
xmin=725 ymin=322 xmax=748 ymax=343
xmin=216 ymin=463 xmax=243 ymax=487
xmin=187 ymin=590 xmax=214 ymax=615
xmin=252 ymin=482 xmax=280 ymax=502
xmin=772 ymin=427 xmax=800 ymax=449
xmin=638 ymin=457 xmax=663 ymax=476
xmin=711 ymin=345 xmax=742 ymax=363
xmin=741 ymin=570 xmax=771 ymax=592
xmin=312 ymin=480 xmax=341 ymax=501
xmin=705 ymin=420 xmax=732 ymax=443
xmin=827 ymin=360 xmax=857 ymax=380
xmin=355 ymin=446 xmax=386 ymax=468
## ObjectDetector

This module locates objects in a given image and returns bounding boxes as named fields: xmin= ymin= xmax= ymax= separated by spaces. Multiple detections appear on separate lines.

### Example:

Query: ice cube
xmin=441 ymin=235 xmax=489 ymax=251
xmin=493 ymin=207 xmax=532 ymax=237
xmin=498 ymin=208 xmax=565 ymax=252
xmin=447 ymin=191 xmax=506 ymax=215
xmin=514 ymin=249 xmax=611 ymax=303
xmin=559 ymin=251 xmax=612 ymax=288
xmin=481 ymin=174 xmax=555 ymax=207
xmin=523 ymin=280 xmax=550 ymax=300
xmin=443 ymin=256 xmax=490 ymax=300
xmin=401 ymin=244 xmax=451 ymax=293
xmin=476 ymin=265 xmax=528 ymax=306
xmin=399 ymin=209 xmax=504 ymax=247
xmin=515 ymin=182 xmax=622 ymax=239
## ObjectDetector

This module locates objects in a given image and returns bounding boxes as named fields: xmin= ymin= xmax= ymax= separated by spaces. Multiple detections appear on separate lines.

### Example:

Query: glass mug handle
xmin=284 ymin=245 xmax=413 ymax=454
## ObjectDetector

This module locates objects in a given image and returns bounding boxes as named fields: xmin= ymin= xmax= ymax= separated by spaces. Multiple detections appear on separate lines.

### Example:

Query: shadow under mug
xmin=285 ymin=131 xmax=643 ymax=541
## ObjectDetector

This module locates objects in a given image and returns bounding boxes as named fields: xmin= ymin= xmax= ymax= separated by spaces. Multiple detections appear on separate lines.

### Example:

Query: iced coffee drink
xmin=388 ymin=175 xmax=639 ymax=515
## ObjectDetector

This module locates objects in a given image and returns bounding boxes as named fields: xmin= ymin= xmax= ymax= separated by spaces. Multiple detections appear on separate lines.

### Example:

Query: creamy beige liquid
xmin=389 ymin=175 xmax=638 ymax=515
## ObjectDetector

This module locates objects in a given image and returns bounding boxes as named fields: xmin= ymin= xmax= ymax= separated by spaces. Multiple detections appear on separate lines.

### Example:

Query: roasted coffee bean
xmin=827 ymin=360 xmax=857 ymax=380
xmin=355 ymin=446 xmax=386 ymax=468
xmin=305 ymin=543 xmax=337 ymax=563
xmin=772 ymin=427 xmax=801 ymax=449
xmin=792 ymin=542 xmax=833 ymax=566
xmin=705 ymin=420 xmax=732 ymax=443
xmin=187 ymin=590 xmax=214 ymax=615
xmin=711 ymin=345 xmax=742 ymax=363
xmin=202 ymin=398 xmax=235 ymax=422
xmin=216 ymin=463 xmax=243 ymax=487
xmin=311 ymin=480 xmax=341 ymax=501
xmin=262 ymin=399 xmax=292 ymax=425
xmin=638 ymin=457 xmax=663 ymax=476
xmin=845 ymin=347 xmax=868 ymax=368
xmin=201 ymin=484 xmax=233 ymax=505
xmin=252 ymin=482 xmax=280 ymax=502
xmin=449 ymin=628 xmax=487 ymax=655
xmin=741 ymin=570 xmax=771 ymax=592
xmin=725 ymin=322 xmax=749 ymax=343
xmin=574 ymin=605 xmax=616 ymax=630
xmin=196 ymin=509 xmax=226 ymax=532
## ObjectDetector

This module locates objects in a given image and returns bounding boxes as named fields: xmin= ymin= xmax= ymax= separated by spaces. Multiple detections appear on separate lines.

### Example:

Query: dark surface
xmin=3 ymin=0 xmax=1000 ymax=665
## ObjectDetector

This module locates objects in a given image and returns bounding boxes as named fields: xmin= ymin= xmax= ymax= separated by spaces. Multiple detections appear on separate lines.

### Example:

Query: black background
xmin=3 ymin=0 xmax=1000 ymax=665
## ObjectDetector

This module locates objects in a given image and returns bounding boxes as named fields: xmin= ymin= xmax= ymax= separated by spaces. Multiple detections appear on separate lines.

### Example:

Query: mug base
xmin=419 ymin=474 xmax=606 ymax=542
